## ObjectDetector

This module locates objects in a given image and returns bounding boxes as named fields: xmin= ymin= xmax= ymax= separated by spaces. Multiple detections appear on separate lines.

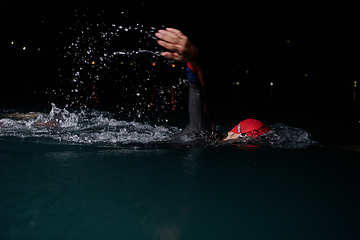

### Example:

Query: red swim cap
xmin=230 ymin=119 xmax=271 ymax=138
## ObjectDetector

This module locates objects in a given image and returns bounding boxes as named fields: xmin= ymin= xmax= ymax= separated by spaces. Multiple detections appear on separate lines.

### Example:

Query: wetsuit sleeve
xmin=173 ymin=62 xmax=214 ymax=138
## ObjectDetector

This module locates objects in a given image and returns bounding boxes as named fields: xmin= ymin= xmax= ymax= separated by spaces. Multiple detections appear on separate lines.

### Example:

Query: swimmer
xmin=156 ymin=28 xmax=271 ymax=141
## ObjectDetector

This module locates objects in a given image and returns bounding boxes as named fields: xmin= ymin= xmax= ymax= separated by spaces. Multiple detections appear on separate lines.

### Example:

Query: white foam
xmin=0 ymin=104 xmax=179 ymax=146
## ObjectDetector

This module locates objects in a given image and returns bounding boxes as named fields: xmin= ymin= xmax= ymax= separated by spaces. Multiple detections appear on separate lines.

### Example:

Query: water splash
xmin=231 ymin=123 xmax=317 ymax=149
xmin=52 ymin=8 xmax=187 ymax=117
xmin=268 ymin=123 xmax=317 ymax=148
xmin=0 ymin=104 xmax=179 ymax=147
xmin=1 ymin=104 xmax=317 ymax=149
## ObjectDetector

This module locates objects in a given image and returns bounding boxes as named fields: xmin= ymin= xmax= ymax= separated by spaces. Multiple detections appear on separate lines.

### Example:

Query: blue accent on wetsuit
xmin=186 ymin=67 xmax=199 ymax=84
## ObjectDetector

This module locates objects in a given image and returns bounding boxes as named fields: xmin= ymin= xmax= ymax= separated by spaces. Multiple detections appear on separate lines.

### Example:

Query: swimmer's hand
xmin=155 ymin=28 xmax=198 ymax=66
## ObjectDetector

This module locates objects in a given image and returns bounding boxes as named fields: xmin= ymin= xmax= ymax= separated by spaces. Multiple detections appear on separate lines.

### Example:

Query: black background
xmin=1 ymin=1 xmax=360 ymax=129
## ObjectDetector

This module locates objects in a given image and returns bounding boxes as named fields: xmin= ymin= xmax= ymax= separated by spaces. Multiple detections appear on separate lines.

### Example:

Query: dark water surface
xmin=1 ymin=138 xmax=360 ymax=239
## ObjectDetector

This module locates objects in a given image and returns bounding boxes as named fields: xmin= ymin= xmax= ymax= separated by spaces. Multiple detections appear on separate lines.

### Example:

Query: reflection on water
xmin=146 ymin=148 xmax=202 ymax=240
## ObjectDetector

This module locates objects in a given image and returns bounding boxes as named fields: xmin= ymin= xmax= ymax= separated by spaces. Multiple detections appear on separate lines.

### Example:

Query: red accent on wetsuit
xmin=187 ymin=63 xmax=205 ymax=86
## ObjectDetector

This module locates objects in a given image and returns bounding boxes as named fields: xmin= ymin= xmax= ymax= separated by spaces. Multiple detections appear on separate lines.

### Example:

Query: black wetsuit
xmin=173 ymin=63 xmax=214 ymax=138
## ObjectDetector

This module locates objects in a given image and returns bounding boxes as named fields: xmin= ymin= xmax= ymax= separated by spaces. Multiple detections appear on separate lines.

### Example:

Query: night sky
xmin=2 ymin=1 xmax=359 ymax=114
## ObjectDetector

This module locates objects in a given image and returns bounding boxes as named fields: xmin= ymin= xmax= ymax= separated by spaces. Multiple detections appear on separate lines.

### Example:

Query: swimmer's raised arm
xmin=155 ymin=28 xmax=198 ymax=66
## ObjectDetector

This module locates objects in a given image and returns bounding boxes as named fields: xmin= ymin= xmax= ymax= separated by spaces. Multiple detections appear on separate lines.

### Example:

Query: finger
xmin=161 ymin=52 xmax=183 ymax=62
xmin=165 ymin=28 xmax=185 ymax=38
xmin=160 ymin=52 xmax=171 ymax=57
xmin=156 ymin=29 xmax=181 ymax=44
xmin=155 ymin=32 xmax=163 ymax=39
xmin=157 ymin=40 xmax=178 ymax=52
xmin=170 ymin=52 xmax=182 ymax=61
